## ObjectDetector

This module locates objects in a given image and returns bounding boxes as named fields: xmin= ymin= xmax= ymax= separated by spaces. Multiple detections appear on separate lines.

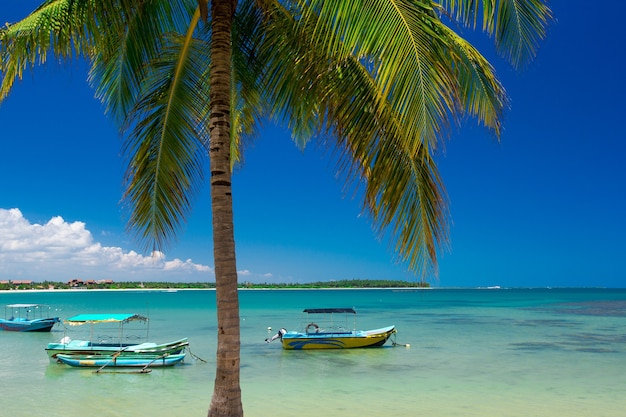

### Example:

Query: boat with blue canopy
xmin=46 ymin=313 xmax=188 ymax=360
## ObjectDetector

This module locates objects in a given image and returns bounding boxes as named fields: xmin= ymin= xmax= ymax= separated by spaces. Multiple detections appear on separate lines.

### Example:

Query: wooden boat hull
xmin=46 ymin=338 xmax=189 ymax=359
xmin=0 ymin=317 xmax=59 ymax=332
xmin=55 ymin=353 xmax=186 ymax=368
xmin=281 ymin=325 xmax=396 ymax=350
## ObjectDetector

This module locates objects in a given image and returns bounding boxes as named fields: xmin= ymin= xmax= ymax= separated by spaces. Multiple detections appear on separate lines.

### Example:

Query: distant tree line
xmin=0 ymin=279 xmax=428 ymax=291
xmin=241 ymin=279 xmax=429 ymax=288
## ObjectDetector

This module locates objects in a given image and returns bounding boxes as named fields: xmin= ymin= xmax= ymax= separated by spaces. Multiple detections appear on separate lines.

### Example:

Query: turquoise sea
xmin=1 ymin=288 xmax=625 ymax=417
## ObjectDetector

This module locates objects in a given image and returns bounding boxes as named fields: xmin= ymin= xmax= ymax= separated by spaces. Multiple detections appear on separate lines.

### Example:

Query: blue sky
xmin=1 ymin=1 xmax=625 ymax=288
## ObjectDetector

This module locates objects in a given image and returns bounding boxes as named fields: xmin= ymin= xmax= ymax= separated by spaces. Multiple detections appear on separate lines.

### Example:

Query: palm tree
xmin=0 ymin=1 xmax=552 ymax=416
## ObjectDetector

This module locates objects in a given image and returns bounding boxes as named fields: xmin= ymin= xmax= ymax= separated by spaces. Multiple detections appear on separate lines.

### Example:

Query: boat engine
xmin=265 ymin=328 xmax=286 ymax=343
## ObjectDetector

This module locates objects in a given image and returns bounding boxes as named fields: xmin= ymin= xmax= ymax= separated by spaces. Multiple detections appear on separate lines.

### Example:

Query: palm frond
xmin=253 ymin=0 xmax=327 ymax=147
xmin=325 ymin=56 xmax=450 ymax=276
xmin=120 ymin=8 xmax=208 ymax=252
xmin=257 ymin=0 xmax=455 ymax=274
xmin=228 ymin=0 xmax=267 ymax=168
xmin=301 ymin=0 xmax=460 ymax=153
xmin=441 ymin=0 xmax=553 ymax=68
xmin=89 ymin=0 xmax=189 ymax=125
xmin=439 ymin=23 xmax=508 ymax=135
xmin=1 ymin=0 xmax=96 ymax=101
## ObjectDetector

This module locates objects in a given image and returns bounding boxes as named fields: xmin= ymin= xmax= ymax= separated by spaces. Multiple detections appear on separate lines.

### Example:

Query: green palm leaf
xmin=121 ymin=8 xmax=208 ymax=252
xmin=1 ymin=0 xmax=94 ymax=100
xmin=89 ymin=0 xmax=188 ymax=124
xmin=229 ymin=0 xmax=267 ymax=167
xmin=441 ymin=0 xmax=553 ymax=67
xmin=256 ymin=0 xmax=514 ymax=273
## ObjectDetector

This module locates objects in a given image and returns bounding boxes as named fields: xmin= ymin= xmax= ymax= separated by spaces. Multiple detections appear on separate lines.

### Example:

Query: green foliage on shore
xmin=241 ymin=279 xmax=429 ymax=288
xmin=0 ymin=279 xmax=428 ymax=291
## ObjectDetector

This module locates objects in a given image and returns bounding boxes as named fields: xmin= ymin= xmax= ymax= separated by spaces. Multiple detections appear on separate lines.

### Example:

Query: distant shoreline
xmin=0 ymin=286 xmax=434 ymax=293
xmin=2 ymin=280 xmax=618 ymax=293
xmin=0 ymin=279 xmax=430 ymax=292
xmin=1 ymin=286 xmax=618 ymax=294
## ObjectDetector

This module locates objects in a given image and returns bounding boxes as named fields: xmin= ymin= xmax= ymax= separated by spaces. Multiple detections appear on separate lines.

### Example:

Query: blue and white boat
xmin=0 ymin=304 xmax=60 ymax=332
xmin=55 ymin=352 xmax=186 ymax=369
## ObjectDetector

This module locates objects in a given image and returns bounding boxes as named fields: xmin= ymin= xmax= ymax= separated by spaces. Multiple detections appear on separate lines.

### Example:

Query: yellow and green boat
xmin=266 ymin=308 xmax=396 ymax=350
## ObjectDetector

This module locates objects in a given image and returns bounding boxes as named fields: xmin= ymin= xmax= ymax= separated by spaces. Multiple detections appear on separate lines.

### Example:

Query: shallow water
xmin=1 ymin=288 xmax=624 ymax=416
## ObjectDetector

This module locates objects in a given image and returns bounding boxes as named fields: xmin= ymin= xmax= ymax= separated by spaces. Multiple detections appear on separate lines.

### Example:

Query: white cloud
xmin=163 ymin=256 xmax=212 ymax=272
xmin=0 ymin=208 xmax=214 ymax=282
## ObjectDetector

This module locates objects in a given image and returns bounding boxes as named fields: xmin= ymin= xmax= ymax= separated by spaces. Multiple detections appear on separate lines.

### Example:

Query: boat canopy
xmin=303 ymin=308 xmax=356 ymax=314
xmin=65 ymin=313 xmax=148 ymax=326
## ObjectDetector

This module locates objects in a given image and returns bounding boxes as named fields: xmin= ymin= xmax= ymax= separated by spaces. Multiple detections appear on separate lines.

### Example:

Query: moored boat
xmin=265 ymin=308 xmax=396 ymax=350
xmin=55 ymin=352 xmax=186 ymax=368
xmin=45 ymin=313 xmax=188 ymax=359
xmin=0 ymin=304 xmax=60 ymax=332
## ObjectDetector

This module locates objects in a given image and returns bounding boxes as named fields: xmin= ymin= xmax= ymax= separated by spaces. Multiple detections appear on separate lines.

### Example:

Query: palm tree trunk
xmin=208 ymin=1 xmax=242 ymax=416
